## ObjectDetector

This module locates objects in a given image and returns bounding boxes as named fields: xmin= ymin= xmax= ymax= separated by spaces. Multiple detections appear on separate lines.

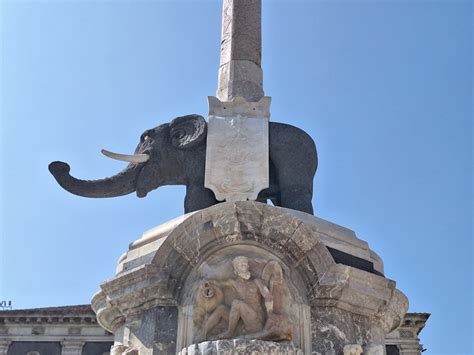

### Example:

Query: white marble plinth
xmin=205 ymin=96 xmax=270 ymax=202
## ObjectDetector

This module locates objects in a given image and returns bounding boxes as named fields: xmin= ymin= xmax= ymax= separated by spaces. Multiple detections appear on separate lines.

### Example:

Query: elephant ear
xmin=169 ymin=114 xmax=207 ymax=149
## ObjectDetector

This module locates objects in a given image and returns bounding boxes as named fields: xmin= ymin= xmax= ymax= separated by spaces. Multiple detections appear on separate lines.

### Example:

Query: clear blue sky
xmin=1 ymin=0 xmax=471 ymax=353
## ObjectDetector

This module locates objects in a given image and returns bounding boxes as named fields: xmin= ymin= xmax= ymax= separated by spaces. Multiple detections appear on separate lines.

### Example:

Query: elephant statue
xmin=49 ymin=114 xmax=317 ymax=214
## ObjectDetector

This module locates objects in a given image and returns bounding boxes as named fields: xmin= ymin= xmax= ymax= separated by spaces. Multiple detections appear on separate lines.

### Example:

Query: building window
xmin=386 ymin=345 xmax=400 ymax=355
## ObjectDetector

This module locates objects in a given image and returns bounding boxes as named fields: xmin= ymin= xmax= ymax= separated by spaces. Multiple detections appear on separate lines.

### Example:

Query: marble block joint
xmin=92 ymin=202 xmax=408 ymax=354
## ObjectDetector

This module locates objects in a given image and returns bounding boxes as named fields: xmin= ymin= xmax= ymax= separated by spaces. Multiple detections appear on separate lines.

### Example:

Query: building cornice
xmin=0 ymin=305 xmax=99 ymax=326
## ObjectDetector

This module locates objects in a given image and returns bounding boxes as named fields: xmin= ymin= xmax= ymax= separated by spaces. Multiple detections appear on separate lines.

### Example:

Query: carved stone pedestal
xmin=179 ymin=340 xmax=302 ymax=355
xmin=92 ymin=202 xmax=408 ymax=354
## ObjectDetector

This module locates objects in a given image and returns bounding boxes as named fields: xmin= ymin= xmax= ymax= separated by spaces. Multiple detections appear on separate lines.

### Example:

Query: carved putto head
xmin=232 ymin=256 xmax=251 ymax=280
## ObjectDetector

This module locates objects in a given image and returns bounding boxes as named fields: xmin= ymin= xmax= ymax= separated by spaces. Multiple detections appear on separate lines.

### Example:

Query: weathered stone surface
xmin=120 ymin=203 xmax=383 ymax=276
xmin=92 ymin=202 xmax=408 ymax=354
xmin=218 ymin=61 xmax=264 ymax=103
xmin=314 ymin=264 xmax=397 ymax=314
xmin=217 ymin=0 xmax=263 ymax=102
xmin=177 ymin=245 xmax=310 ymax=352
xmin=0 ymin=307 xmax=427 ymax=354
xmin=128 ymin=306 xmax=178 ymax=354
xmin=288 ymin=209 xmax=384 ymax=274
xmin=343 ymin=344 xmax=363 ymax=355
xmin=178 ymin=339 xmax=302 ymax=355
xmin=219 ymin=0 xmax=261 ymax=67
xmin=377 ymin=289 xmax=410 ymax=333
xmin=385 ymin=313 xmax=430 ymax=354
xmin=365 ymin=344 xmax=385 ymax=355
xmin=110 ymin=344 xmax=138 ymax=355
xmin=205 ymin=96 xmax=270 ymax=202
xmin=192 ymin=256 xmax=293 ymax=343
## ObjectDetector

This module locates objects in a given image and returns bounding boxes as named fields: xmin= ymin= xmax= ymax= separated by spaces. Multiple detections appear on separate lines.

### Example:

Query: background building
xmin=0 ymin=305 xmax=428 ymax=355
xmin=0 ymin=305 xmax=112 ymax=355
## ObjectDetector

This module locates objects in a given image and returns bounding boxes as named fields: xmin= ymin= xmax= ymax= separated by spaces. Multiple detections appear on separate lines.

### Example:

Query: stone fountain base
xmin=92 ymin=202 xmax=408 ymax=355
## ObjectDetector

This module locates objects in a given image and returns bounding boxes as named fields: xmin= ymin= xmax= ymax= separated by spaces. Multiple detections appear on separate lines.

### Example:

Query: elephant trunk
xmin=48 ymin=161 xmax=141 ymax=198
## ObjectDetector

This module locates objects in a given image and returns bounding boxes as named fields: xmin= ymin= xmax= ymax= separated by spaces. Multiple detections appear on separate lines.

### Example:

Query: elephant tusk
xmin=101 ymin=149 xmax=150 ymax=163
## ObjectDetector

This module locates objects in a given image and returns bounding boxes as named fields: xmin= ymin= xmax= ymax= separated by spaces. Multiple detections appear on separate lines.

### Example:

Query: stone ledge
xmin=117 ymin=202 xmax=384 ymax=275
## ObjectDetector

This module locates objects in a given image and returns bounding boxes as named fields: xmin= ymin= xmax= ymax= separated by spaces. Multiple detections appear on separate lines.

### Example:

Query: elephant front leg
xmin=184 ymin=185 xmax=219 ymax=213
xmin=280 ymin=185 xmax=314 ymax=215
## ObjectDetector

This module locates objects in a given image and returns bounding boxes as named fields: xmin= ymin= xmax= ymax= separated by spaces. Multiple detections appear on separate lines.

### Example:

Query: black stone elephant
xmin=49 ymin=114 xmax=317 ymax=214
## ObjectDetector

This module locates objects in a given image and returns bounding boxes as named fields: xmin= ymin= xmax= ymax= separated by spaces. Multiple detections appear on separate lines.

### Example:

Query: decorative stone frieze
xmin=0 ymin=305 xmax=112 ymax=353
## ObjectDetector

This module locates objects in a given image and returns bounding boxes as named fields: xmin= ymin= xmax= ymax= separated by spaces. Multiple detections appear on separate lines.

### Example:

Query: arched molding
xmin=150 ymin=202 xmax=335 ymax=304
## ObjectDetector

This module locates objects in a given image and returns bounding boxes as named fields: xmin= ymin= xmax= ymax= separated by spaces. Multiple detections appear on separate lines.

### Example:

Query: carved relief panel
xmin=177 ymin=246 xmax=311 ymax=353
xmin=205 ymin=96 xmax=270 ymax=202
xmin=193 ymin=256 xmax=293 ymax=342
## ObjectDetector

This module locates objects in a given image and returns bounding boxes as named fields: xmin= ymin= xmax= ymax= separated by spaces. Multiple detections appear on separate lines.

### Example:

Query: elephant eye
xmin=172 ymin=130 xmax=185 ymax=140
xmin=141 ymin=130 xmax=154 ymax=142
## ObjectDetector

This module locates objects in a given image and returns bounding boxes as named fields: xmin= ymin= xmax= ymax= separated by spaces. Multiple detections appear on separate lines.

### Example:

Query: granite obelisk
xmin=205 ymin=0 xmax=271 ymax=202
xmin=216 ymin=0 xmax=263 ymax=102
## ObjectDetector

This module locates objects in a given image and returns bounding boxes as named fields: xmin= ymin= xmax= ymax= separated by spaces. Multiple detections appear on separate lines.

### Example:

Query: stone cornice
xmin=399 ymin=312 xmax=430 ymax=335
xmin=0 ymin=336 xmax=112 ymax=342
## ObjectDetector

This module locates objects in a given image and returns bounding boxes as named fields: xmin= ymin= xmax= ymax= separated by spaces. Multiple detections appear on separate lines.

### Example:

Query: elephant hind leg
xmin=280 ymin=186 xmax=313 ymax=215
